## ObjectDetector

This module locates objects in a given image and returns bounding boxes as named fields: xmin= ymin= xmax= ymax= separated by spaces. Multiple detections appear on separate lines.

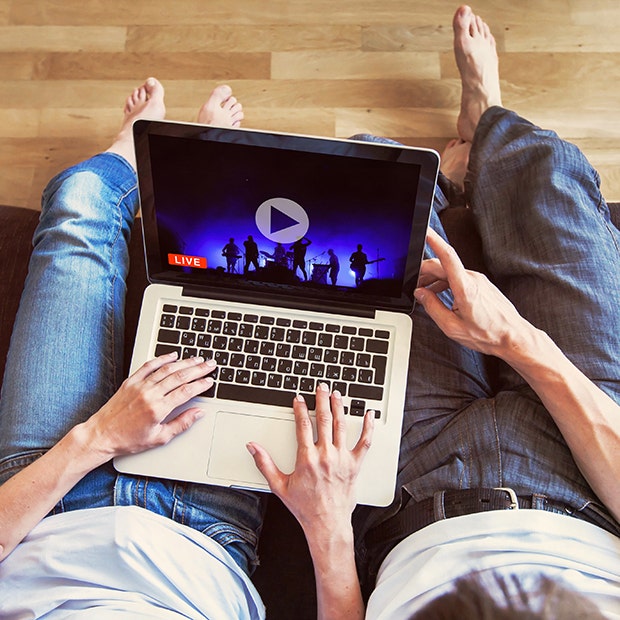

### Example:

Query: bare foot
xmin=197 ymin=85 xmax=244 ymax=127
xmin=440 ymin=138 xmax=471 ymax=191
xmin=453 ymin=5 xmax=502 ymax=142
xmin=106 ymin=77 xmax=166 ymax=169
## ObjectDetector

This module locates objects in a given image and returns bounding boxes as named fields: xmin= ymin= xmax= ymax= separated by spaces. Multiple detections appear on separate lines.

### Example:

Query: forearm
xmin=305 ymin=527 xmax=365 ymax=620
xmin=0 ymin=354 xmax=213 ymax=562
xmin=0 ymin=422 xmax=106 ymax=561
xmin=499 ymin=325 xmax=620 ymax=522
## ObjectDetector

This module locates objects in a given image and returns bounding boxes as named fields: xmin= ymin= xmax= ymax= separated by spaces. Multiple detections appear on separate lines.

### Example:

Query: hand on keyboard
xmin=84 ymin=352 xmax=216 ymax=459
xmin=246 ymin=382 xmax=374 ymax=537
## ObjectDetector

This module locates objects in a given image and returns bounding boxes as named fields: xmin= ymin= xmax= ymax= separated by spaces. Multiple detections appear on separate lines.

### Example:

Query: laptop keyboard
xmin=154 ymin=303 xmax=390 ymax=418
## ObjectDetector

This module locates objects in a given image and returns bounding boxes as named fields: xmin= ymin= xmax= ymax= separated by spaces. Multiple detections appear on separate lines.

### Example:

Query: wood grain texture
xmin=1 ymin=0 xmax=619 ymax=209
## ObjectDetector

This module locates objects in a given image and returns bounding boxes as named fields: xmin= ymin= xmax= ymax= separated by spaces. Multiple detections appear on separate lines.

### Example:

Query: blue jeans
xmin=0 ymin=153 xmax=265 ymax=576
xmin=353 ymin=107 xmax=620 ymax=585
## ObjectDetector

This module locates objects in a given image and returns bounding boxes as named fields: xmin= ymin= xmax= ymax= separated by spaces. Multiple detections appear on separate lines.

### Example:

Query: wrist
xmin=68 ymin=419 xmax=114 ymax=471
xmin=496 ymin=321 xmax=561 ymax=377
xmin=304 ymin=523 xmax=355 ymax=563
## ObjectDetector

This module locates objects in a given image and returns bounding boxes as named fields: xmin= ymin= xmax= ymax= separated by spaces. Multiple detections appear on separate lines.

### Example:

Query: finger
xmin=331 ymin=389 xmax=347 ymax=449
xmin=292 ymin=394 xmax=315 ymax=448
xmin=351 ymin=409 xmax=374 ymax=463
xmin=419 ymin=257 xmax=447 ymax=280
xmin=425 ymin=229 xmax=467 ymax=297
xmin=414 ymin=286 xmax=460 ymax=336
xmin=247 ymin=442 xmax=287 ymax=495
xmin=155 ymin=358 xmax=217 ymax=395
xmin=148 ymin=355 xmax=208 ymax=384
xmin=159 ymin=375 xmax=215 ymax=415
xmin=157 ymin=407 xmax=205 ymax=445
xmin=419 ymin=278 xmax=450 ymax=295
xmin=129 ymin=351 xmax=179 ymax=383
xmin=314 ymin=382 xmax=333 ymax=445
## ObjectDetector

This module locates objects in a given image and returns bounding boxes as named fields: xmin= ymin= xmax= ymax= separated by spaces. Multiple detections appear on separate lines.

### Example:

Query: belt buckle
xmin=494 ymin=487 xmax=519 ymax=510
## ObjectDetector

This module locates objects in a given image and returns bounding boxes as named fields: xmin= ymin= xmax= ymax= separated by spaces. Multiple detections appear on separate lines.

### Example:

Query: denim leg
xmin=354 ymin=115 xmax=620 ymax=589
xmin=353 ymin=195 xmax=498 ymax=582
xmin=0 ymin=153 xmax=266 ymax=575
xmin=462 ymin=106 xmax=620 ymax=533
xmin=0 ymin=153 xmax=139 ymax=469
xmin=466 ymin=106 xmax=620 ymax=400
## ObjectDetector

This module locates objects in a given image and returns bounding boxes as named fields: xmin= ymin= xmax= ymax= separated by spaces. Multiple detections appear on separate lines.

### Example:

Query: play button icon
xmin=255 ymin=197 xmax=309 ymax=244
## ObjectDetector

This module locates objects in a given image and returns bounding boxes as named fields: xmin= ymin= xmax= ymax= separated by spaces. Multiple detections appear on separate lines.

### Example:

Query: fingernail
xmin=246 ymin=443 xmax=256 ymax=456
xmin=333 ymin=389 xmax=342 ymax=399
xmin=296 ymin=394 xmax=305 ymax=402
xmin=206 ymin=359 xmax=217 ymax=367
xmin=414 ymin=288 xmax=425 ymax=302
xmin=318 ymin=382 xmax=329 ymax=392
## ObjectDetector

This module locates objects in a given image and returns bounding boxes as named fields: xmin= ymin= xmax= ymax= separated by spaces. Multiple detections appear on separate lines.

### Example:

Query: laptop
xmin=114 ymin=120 xmax=439 ymax=507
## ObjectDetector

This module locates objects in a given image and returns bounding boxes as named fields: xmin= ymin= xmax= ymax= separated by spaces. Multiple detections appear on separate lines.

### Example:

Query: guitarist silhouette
xmin=349 ymin=243 xmax=384 ymax=287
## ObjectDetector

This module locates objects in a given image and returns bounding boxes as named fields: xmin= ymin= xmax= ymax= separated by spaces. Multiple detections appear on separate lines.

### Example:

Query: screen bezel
xmin=133 ymin=120 xmax=438 ymax=315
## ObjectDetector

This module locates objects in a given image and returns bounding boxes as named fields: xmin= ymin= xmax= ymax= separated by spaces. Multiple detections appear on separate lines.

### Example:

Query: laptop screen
xmin=134 ymin=121 xmax=438 ymax=314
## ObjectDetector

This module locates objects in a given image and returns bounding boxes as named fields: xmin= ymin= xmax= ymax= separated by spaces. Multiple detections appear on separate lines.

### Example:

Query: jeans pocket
xmin=171 ymin=484 xmax=264 ymax=574
xmin=0 ymin=450 xmax=45 ymax=486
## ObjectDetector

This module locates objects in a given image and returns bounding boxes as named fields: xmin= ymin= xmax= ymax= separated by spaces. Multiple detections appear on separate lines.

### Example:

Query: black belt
xmin=365 ymin=487 xmax=569 ymax=549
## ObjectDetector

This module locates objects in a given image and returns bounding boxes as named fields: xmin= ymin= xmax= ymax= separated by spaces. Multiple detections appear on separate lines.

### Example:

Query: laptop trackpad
xmin=207 ymin=411 xmax=297 ymax=486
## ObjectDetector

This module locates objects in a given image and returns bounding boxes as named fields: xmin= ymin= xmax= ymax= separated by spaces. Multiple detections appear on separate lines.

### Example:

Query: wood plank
xmin=1 ymin=0 xmax=619 ymax=205
xmin=42 ymin=52 xmax=271 ymax=80
xmin=126 ymin=25 xmax=361 ymax=52
xmin=361 ymin=24 xmax=460 ymax=52
xmin=335 ymin=107 xmax=457 ymax=139
xmin=0 ymin=26 xmax=127 ymax=51
xmin=271 ymin=51 xmax=440 ymax=80
xmin=0 ymin=109 xmax=39 ymax=137
xmin=504 ymin=25 xmax=620 ymax=53
xmin=0 ymin=164 xmax=34 ymax=208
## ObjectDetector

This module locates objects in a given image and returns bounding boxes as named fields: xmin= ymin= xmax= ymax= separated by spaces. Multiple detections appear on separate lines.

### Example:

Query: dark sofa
xmin=1 ymin=201 xmax=619 ymax=618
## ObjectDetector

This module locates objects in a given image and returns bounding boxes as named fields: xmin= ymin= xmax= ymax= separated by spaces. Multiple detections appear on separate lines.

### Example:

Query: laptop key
xmin=302 ymin=331 xmax=317 ymax=345
xmin=191 ymin=317 xmax=207 ymax=332
xmin=158 ymin=328 xmax=180 ymax=344
xmin=220 ymin=367 xmax=234 ymax=382
xmin=207 ymin=319 xmax=222 ymax=334
xmin=348 ymin=384 xmax=383 ymax=400
xmin=251 ymin=371 xmax=267 ymax=386
xmin=217 ymin=383 xmax=297 ymax=408
xmin=200 ymin=382 xmax=216 ymax=398
xmin=235 ymin=369 xmax=251 ymax=384
xmin=176 ymin=316 xmax=191 ymax=330
xmin=239 ymin=323 xmax=254 ymax=337
xmin=300 ymin=377 xmax=315 ymax=392
xmin=372 ymin=355 xmax=387 ymax=385
xmin=366 ymin=339 xmax=389 ymax=354
xmin=154 ymin=344 xmax=181 ymax=357
xmin=284 ymin=375 xmax=298 ymax=390
xmin=266 ymin=372 xmax=281 ymax=387
xmin=160 ymin=314 xmax=175 ymax=328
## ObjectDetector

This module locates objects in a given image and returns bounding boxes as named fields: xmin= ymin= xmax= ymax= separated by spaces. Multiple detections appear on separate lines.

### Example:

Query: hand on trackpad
xmin=207 ymin=410 xmax=297 ymax=486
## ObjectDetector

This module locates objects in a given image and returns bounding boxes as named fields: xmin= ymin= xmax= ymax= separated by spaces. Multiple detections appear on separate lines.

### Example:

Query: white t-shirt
xmin=366 ymin=510 xmax=620 ymax=619
xmin=0 ymin=506 xmax=265 ymax=619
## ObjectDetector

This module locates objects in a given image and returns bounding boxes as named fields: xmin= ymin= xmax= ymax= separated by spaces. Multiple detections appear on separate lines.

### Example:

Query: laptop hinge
xmin=181 ymin=286 xmax=376 ymax=319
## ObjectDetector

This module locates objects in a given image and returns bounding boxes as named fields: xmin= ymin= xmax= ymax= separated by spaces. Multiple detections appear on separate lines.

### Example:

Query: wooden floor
xmin=1 ymin=0 xmax=620 ymax=209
